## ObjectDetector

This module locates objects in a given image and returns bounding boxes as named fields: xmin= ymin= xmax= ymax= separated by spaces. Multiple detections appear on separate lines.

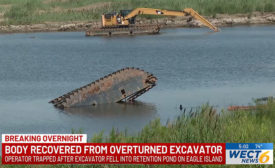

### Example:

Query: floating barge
xmin=50 ymin=67 xmax=157 ymax=108
xmin=86 ymin=25 xmax=160 ymax=36
xmin=227 ymin=96 xmax=274 ymax=111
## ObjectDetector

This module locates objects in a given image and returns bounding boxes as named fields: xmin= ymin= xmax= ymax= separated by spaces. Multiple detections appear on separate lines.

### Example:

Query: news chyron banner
xmin=1 ymin=134 xmax=273 ymax=165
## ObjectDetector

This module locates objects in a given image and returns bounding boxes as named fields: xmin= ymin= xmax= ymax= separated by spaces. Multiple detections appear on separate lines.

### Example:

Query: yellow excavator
xmin=86 ymin=8 xmax=218 ymax=36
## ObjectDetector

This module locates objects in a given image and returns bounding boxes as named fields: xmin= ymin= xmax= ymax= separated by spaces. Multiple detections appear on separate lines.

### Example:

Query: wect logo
xmin=226 ymin=143 xmax=273 ymax=165
xmin=229 ymin=150 xmax=270 ymax=163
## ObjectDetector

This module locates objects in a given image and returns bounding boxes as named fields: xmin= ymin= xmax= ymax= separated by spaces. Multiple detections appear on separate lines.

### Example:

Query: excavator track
xmin=86 ymin=24 xmax=160 ymax=36
xmin=49 ymin=67 xmax=157 ymax=108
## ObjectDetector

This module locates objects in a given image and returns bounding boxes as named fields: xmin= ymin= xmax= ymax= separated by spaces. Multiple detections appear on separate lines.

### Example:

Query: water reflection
xmin=54 ymin=101 xmax=158 ymax=136
xmin=60 ymin=101 xmax=157 ymax=119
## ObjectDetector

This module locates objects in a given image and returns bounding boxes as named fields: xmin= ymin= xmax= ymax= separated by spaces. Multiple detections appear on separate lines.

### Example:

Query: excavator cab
xmin=102 ymin=10 xmax=137 ymax=27
xmin=101 ymin=12 xmax=118 ymax=27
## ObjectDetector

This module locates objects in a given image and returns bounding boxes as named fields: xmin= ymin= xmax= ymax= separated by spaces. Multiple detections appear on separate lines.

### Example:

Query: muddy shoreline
xmin=0 ymin=12 xmax=274 ymax=34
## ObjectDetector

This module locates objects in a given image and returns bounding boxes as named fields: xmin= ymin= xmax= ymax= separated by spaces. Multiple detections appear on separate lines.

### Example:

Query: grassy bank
xmin=1 ymin=100 xmax=274 ymax=167
xmin=0 ymin=0 xmax=274 ymax=25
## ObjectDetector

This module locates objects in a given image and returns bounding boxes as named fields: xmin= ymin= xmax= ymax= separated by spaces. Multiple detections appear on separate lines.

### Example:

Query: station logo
xmin=226 ymin=143 xmax=273 ymax=164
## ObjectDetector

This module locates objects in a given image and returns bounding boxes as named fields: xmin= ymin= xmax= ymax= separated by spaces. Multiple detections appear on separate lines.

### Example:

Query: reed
xmin=91 ymin=103 xmax=274 ymax=144
xmin=1 ymin=0 xmax=274 ymax=25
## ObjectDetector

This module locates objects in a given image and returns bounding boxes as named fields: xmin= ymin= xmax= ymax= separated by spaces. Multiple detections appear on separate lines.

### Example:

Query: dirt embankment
xmin=0 ymin=12 xmax=275 ymax=33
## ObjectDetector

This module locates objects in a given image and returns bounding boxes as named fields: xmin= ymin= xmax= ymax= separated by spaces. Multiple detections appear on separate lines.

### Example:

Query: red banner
xmin=2 ymin=143 xmax=225 ymax=164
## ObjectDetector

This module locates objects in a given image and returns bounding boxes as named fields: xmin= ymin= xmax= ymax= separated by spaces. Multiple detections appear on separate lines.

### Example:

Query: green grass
xmin=0 ymin=6 xmax=6 ymax=13
xmin=90 ymin=102 xmax=274 ymax=144
xmin=1 ymin=100 xmax=274 ymax=167
xmin=0 ymin=0 xmax=24 ymax=5
xmin=0 ymin=0 xmax=275 ymax=25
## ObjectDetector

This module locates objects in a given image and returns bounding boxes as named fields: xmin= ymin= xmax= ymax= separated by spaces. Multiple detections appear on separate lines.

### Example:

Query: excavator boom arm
xmin=183 ymin=8 xmax=218 ymax=32
xmin=124 ymin=8 xmax=187 ymax=18
xmin=124 ymin=8 xmax=218 ymax=32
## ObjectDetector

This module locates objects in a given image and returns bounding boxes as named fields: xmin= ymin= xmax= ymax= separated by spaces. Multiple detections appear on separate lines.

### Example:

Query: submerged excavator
xmin=86 ymin=8 xmax=218 ymax=36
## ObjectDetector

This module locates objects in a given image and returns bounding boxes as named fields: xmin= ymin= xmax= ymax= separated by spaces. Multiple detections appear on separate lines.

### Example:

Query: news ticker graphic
xmin=1 ymin=134 xmax=273 ymax=165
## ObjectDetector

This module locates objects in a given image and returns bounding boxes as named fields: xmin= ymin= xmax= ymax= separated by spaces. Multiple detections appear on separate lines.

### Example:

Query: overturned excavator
xmin=86 ymin=8 xmax=218 ymax=36
xmin=50 ymin=68 xmax=157 ymax=108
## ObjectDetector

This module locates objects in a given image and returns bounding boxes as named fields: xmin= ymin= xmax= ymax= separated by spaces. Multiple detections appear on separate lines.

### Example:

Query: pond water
xmin=0 ymin=25 xmax=275 ymax=142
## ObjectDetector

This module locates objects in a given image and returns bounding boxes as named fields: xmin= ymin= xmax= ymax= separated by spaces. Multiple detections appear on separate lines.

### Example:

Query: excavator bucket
xmin=49 ymin=68 xmax=157 ymax=108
